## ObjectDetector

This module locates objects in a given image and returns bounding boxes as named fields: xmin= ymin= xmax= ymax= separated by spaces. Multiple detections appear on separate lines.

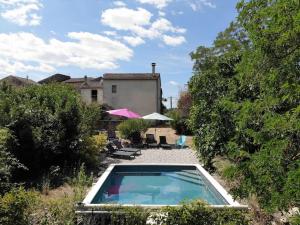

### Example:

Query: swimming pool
xmin=83 ymin=164 xmax=243 ymax=207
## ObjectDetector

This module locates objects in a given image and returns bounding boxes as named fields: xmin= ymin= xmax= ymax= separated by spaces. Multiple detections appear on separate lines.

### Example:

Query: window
xmin=112 ymin=85 xmax=117 ymax=93
xmin=91 ymin=90 xmax=97 ymax=102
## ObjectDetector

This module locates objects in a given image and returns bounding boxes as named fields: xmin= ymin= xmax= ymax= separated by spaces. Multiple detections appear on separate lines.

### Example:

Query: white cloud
xmin=0 ymin=32 xmax=133 ymax=75
xmin=0 ymin=0 xmax=42 ymax=26
xmin=136 ymin=0 xmax=172 ymax=9
xmin=113 ymin=1 xmax=126 ymax=7
xmin=101 ymin=7 xmax=156 ymax=39
xmin=171 ymin=10 xmax=183 ymax=15
xmin=123 ymin=36 xmax=145 ymax=46
xmin=158 ymin=11 xmax=165 ymax=16
xmin=151 ymin=18 xmax=186 ymax=33
xmin=163 ymin=35 xmax=186 ymax=46
xmin=103 ymin=30 xmax=117 ymax=36
xmin=169 ymin=80 xmax=180 ymax=87
xmin=101 ymin=7 xmax=186 ymax=45
xmin=101 ymin=7 xmax=152 ymax=31
xmin=188 ymin=0 xmax=216 ymax=11
xmin=200 ymin=0 xmax=216 ymax=8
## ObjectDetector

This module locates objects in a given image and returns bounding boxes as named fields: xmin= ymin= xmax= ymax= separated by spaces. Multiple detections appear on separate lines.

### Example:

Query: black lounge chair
xmin=112 ymin=140 xmax=141 ymax=155
xmin=130 ymin=132 xmax=144 ymax=148
xmin=107 ymin=130 xmax=118 ymax=141
xmin=106 ymin=143 xmax=135 ymax=159
xmin=146 ymin=134 xmax=159 ymax=148
xmin=159 ymin=136 xmax=172 ymax=149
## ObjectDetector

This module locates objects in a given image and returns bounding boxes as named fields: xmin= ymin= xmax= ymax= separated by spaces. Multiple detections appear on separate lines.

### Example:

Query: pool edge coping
xmin=82 ymin=163 xmax=248 ymax=209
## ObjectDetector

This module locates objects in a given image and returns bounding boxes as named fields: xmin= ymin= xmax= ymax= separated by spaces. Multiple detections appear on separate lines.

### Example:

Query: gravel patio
xmin=102 ymin=148 xmax=200 ymax=165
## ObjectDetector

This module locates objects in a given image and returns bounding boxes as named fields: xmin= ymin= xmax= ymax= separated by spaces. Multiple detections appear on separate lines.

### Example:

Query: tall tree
xmin=188 ymin=0 xmax=300 ymax=214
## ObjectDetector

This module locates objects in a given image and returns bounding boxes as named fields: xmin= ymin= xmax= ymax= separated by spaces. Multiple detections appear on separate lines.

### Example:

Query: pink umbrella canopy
xmin=106 ymin=108 xmax=141 ymax=118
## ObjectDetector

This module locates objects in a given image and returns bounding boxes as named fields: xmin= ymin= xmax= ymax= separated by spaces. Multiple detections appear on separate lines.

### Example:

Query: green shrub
xmin=117 ymin=119 xmax=149 ymax=139
xmin=35 ymin=195 xmax=76 ymax=225
xmin=0 ymin=187 xmax=38 ymax=225
xmin=0 ymin=128 xmax=25 ymax=194
xmin=70 ymin=163 xmax=93 ymax=202
xmin=154 ymin=200 xmax=249 ymax=225
xmin=34 ymin=164 xmax=93 ymax=225
xmin=166 ymin=110 xmax=191 ymax=135
xmin=0 ymin=84 xmax=102 ymax=182
xmin=79 ymin=133 xmax=107 ymax=167
xmin=78 ymin=201 xmax=249 ymax=225
xmin=290 ymin=214 xmax=300 ymax=225
xmin=90 ymin=133 xmax=107 ymax=152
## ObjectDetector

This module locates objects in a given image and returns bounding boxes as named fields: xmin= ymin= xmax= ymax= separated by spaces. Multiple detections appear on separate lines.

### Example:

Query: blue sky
xmin=0 ymin=0 xmax=238 ymax=107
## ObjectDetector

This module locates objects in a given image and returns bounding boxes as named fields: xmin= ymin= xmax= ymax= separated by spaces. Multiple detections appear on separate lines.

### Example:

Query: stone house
xmin=37 ymin=63 xmax=162 ymax=115
xmin=102 ymin=63 xmax=162 ymax=115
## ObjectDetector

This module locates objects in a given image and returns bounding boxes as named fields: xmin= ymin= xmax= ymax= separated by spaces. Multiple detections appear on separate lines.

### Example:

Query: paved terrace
xmin=102 ymin=148 xmax=200 ymax=165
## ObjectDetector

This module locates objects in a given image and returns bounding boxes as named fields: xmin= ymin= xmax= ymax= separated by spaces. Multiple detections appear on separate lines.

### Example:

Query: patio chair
xmin=112 ymin=140 xmax=141 ymax=155
xmin=159 ymin=136 xmax=172 ymax=149
xmin=175 ymin=135 xmax=187 ymax=149
xmin=130 ymin=132 xmax=144 ymax=148
xmin=107 ymin=130 xmax=118 ymax=141
xmin=106 ymin=143 xmax=135 ymax=159
xmin=145 ymin=134 xmax=159 ymax=148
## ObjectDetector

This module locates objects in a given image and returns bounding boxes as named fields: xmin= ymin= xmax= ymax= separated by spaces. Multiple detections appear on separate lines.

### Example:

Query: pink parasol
xmin=106 ymin=108 xmax=141 ymax=118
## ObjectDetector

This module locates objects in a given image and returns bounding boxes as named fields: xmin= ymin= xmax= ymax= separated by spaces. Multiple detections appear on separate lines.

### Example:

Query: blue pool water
xmin=92 ymin=165 xmax=228 ymax=205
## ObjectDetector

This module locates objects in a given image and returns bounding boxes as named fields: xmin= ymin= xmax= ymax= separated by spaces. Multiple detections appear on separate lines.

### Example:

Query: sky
xmin=0 ymin=0 xmax=239 ymax=107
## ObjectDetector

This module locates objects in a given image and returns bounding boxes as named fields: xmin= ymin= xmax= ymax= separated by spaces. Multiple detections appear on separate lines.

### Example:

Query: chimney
xmin=151 ymin=62 xmax=156 ymax=75
xmin=84 ymin=75 xmax=87 ymax=84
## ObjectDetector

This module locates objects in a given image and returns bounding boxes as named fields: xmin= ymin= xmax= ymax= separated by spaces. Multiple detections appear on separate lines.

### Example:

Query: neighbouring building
xmin=102 ymin=63 xmax=162 ymax=115
xmin=0 ymin=75 xmax=38 ymax=87
xmin=64 ymin=76 xmax=103 ymax=105
xmin=39 ymin=74 xmax=103 ymax=105
xmin=36 ymin=63 xmax=162 ymax=114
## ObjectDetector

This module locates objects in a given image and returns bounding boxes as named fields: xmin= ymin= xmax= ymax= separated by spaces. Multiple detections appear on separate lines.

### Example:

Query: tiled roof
xmin=38 ymin=74 xmax=70 ymax=84
xmin=63 ymin=77 xmax=102 ymax=89
xmin=0 ymin=75 xmax=38 ymax=87
xmin=80 ymin=80 xmax=102 ymax=89
xmin=63 ymin=77 xmax=94 ymax=83
xmin=103 ymin=73 xmax=160 ymax=80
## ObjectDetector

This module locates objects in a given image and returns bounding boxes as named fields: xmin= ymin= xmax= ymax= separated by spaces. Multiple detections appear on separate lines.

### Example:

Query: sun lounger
xmin=159 ymin=136 xmax=172 ymax=149
xmin=106 ymin=143 xmax=135 ymax=159
xmin=145 ymin=134 xmax=159 ymax=148
xmin=130 ymin=132 xmax=144 ymax=148
xmin=107 ymin=130 xmax=118 ymax=141
xmin=112 ymin=140 xmax=141 ymax=155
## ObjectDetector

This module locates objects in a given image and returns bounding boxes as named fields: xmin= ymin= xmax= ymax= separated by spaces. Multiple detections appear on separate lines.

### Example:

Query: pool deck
xmin=102 ymin=148 xmax=200 ymax=165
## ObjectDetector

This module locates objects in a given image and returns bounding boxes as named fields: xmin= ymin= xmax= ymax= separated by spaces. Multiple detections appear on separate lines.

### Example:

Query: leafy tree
xmin=188 ymin=0 xmax=300 ymax=214
xmin=0 ymin=84 xmax=102 ymax=182
xmin=177 ymin=90 xmax=192 ymax=118
xmin=188 ymin=22 xmax=247 ymax=170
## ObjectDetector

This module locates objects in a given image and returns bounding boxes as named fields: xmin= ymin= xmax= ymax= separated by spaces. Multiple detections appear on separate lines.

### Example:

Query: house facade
xmin=9 ymin=63 xmax=163 ymax=115
xmin=102 ymin=64 xmax=162 ymax=115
